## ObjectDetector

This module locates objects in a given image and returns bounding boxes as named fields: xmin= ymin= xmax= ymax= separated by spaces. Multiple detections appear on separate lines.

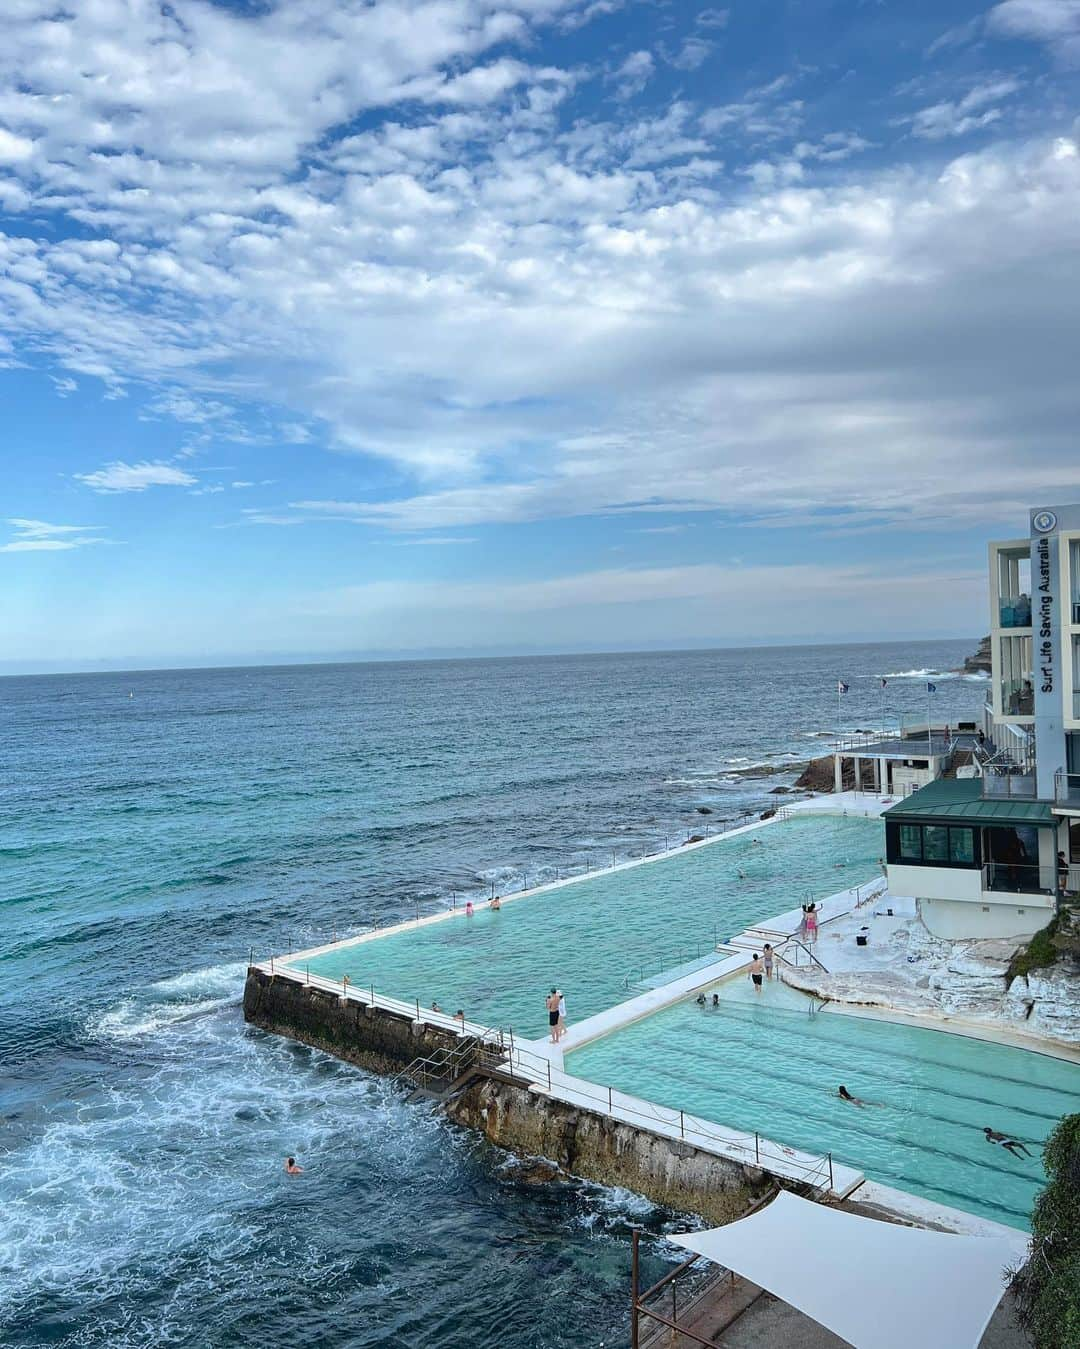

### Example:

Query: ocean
xmin=1 ymin=641 xmax=985 ymax=1347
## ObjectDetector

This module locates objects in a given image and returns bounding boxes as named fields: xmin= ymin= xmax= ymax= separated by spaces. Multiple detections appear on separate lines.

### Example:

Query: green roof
xmin=882 ymin=777 xmax=1057 ymax=828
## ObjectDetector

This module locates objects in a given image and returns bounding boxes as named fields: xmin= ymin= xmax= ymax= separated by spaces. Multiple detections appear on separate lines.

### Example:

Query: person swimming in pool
xmin=284 ymin=1156 xmax=304 ymax=1174
xmin=711 ymin=993 xmax=720 ymax=1008
xmin=838 ymin=1085 xmax=865 ymax=1106
xmin=983 ymin=1128 xmax=1032 ymax=1158
xmin=696 ymin=993 xmax=707 ymax=1005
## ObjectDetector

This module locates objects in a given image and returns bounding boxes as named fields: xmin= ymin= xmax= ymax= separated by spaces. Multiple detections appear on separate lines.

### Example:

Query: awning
xmin=882 ymin=778 xmax=1057 ymax=828
xmin=668 ymin=1191 xmax=1029 ymax=1349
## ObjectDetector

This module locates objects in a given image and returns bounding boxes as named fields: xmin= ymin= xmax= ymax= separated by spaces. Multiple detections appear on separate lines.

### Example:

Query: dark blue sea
xmin=0 ymin=642 xmax=984 ymax=1347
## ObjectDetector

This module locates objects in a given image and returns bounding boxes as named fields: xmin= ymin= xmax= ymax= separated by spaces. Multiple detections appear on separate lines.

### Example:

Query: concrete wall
xmin=887 ymin=864 xmax=983 ymax=904
xmin=244 ymin=967 xmax=773 ymax=1226
xmin=243 ymin=967 xmax=463 ymax=1075
xmin=917 ymin=895 xmax=1053 ymax=940
xmin=447 ymin=1077 xmax=772 ymax=1227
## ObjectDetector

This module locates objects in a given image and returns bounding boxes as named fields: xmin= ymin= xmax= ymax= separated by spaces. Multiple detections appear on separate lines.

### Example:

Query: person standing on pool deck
xmin=805 ymin=904 xmax=818 ymax=945
xmin=762 ymin=943 xmax=775 ymax=980
xmin=748 ymin=954 xmax=765 ymax=992
xmin=557 ymin=990 xmax=567 ymax=1041
xmin=546 ymin=988 xmax=560 ymax=1042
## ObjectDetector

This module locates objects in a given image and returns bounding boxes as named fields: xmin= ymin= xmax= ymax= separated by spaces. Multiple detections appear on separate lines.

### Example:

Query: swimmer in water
xmin=696 ymin=993 xmax=707 ymax=1005
xmin=984 ymin=1128 xmax=1032 ymax=1158
xmin=285 ymin=1156 xmax=304 ymax=1174
xmin=838 ymin=1085 xmax=866 ymax=1107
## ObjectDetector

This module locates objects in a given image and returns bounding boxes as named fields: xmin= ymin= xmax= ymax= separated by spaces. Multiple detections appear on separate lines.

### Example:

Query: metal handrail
xmin=505 ymin=1045 xmax=842 ymax=1194
xmin=256 ymin=961 xmax=513 ymax=1052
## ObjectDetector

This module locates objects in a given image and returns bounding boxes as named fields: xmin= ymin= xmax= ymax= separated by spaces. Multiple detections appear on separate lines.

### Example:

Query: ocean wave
xmin=88 ymin=961 xmax=246 ymax=1040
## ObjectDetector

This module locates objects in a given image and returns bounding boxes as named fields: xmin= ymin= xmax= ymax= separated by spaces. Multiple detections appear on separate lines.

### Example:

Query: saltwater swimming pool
xmin=567 ymin=978 xmax=1080 ymax=1229
xmin=291 ymin=814 xmax=882 ymax=1036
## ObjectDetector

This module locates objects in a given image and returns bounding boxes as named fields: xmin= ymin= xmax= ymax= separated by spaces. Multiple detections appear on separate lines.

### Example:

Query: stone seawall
xmin=244 ymin=968 xmax=770 ymax=1224
xmin=243 ymin=967 xmax=462 ymax=1074
xmin=446 ymin=1077 xmax=771 ymax=1226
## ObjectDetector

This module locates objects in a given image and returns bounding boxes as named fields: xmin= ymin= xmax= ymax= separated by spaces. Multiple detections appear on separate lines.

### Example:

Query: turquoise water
xmin=294 ymin=814 xmax=883 ymax=1035
xmin=568 ymin=980 xmax=1080 ymax=1230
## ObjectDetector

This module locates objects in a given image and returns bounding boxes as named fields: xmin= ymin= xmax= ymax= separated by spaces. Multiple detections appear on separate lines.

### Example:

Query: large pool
xmin=567 ymin=978 xmax=1080 ymax=1229
xmin=291 ymin=814 xmax=883 ymax=1037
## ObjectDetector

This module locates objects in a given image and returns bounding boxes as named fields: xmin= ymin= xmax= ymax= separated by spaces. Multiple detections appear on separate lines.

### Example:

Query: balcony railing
xmin=981 ymin=771 xmax=1037 ymax=799
xmin=1055 ymin=771 xmax=1080 ymax=807
xmin=983 ymin=862 xmax=1059 ymax=896
xmin=999 ymin=595 xmax=1032 ymax=628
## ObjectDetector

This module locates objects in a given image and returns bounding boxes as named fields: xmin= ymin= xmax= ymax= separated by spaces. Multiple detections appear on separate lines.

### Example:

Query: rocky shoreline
xmin=780 ymin=901 xmax=1080 ymax=1047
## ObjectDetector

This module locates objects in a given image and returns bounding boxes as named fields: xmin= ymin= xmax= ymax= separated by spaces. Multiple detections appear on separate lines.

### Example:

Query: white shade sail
xmin=668 ymin=1191 xmax=1029 ymax=1349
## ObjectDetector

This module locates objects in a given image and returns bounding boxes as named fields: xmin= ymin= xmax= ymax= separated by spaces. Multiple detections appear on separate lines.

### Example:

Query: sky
xmin=2 ymin=0 xmax=1080 ymax=672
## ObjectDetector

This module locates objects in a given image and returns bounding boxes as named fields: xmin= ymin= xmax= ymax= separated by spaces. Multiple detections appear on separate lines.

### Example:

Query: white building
xmin=884 ymin=504 xmax=1080 ymax=940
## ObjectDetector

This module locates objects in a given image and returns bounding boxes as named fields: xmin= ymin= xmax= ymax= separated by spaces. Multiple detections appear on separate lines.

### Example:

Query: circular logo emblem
xmin=1033 ymin=510 xmax=1057 ymax=533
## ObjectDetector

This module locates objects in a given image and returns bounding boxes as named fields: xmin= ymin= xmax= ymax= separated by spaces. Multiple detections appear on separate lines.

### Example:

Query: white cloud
xmin=989 ymin=1 xmax=1080 ymax=63
xmin=612 ymin=50 xmax=654 ymax=99
xmin=668 ymin=38 xmax=714 ymax=71
xmin=901 ymin=78 xmax=1022 ymax=140
xmin=1 ymin=519 xmax=106 ymax=552
xmin=0 ymin=1 xmax=1076 ymax=567
xmin=0 ymin=128 xmax=33 ymax=163
xmin=76 ymin=461 xmax=198 ymax=493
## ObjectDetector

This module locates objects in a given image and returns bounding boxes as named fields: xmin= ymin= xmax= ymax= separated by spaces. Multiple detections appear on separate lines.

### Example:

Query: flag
xmin=838 ymin=681 xmax=849 ymax=694
xmin=927 ymin=681 xmax=937 ymax=693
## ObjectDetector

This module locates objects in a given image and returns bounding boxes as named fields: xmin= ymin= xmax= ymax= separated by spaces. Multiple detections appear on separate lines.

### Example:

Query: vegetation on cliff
xmin=1012 ymin=1113 xmax=1080 ymax=1348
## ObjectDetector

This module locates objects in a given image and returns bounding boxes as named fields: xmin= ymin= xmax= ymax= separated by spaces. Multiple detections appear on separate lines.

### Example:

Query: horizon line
xmin=0 ymin=633 xmax=984 ymax=680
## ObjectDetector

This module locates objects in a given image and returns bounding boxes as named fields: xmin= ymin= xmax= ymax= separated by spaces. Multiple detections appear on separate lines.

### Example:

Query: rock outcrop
xmin=962 ymin=635 xmax=992 ymax=675
xmin=783 ymin=923 xmax=1080 ymax=1045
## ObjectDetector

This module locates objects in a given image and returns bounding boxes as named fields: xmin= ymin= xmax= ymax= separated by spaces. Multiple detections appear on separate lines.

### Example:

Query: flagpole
xmin=927 ymin=683 xmax=932 ymax=760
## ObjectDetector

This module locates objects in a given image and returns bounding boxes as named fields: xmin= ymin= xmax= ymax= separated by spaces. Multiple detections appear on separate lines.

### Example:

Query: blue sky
xmin=2 ymin=0 xmax=1080 ymax=671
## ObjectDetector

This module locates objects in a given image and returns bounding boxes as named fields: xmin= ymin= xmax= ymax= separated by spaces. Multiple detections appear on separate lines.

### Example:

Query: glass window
xmin=949 ymin=828 xmax=975 ymax=865
xmin=899 ymin=825 xmax=922 ymax=860
xmin=923 ymin=826 xmax=950 ymax=862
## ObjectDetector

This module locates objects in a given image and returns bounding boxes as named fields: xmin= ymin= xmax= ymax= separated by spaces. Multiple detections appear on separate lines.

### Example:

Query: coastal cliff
xmin=962 ymin=635 xmax=992 ymax=675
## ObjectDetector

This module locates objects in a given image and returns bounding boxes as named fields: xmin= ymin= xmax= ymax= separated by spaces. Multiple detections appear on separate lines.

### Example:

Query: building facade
xmin=884 ymin=504 xmax=1080 ymax=940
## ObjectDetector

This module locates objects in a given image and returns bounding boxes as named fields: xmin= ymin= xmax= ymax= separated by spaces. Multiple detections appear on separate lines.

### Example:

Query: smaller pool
xmin=566 ymin=980 xmax=1080 ymax=1230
